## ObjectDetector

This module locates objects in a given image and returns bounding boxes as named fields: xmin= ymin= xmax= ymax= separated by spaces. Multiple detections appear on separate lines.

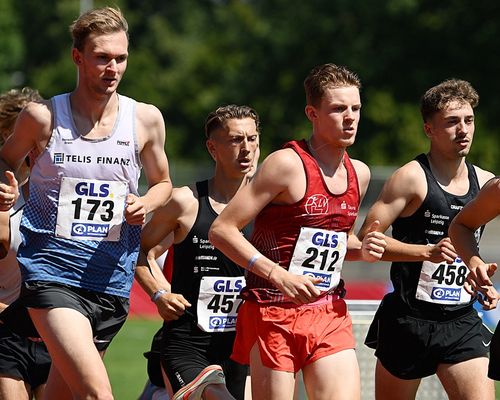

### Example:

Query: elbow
xmin=208 ymin=220 xmax=223 ymax=250
xmin=158 ymin=181 xmax=173 ymax=208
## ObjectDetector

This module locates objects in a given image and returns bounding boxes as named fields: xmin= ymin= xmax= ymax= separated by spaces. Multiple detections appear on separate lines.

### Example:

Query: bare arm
xmin=450 ymin=177 xmax=500 ymax=286
xmin=135 ymin=187 xmax=193 ymax=320
xmin=209 ymin=150 xmax=322 ymax=304
xmin=345 ymin=159 xmax=387 ymax=261
xmin=0 ymin=101 xmax=51 ymax=210
xmin=126 ymin=103 xmax=172 ymax=225
xmin=357 ymin=162 xmax=456 ymax=263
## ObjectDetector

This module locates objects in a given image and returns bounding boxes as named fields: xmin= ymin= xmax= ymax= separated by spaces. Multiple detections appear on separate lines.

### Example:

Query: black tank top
xmin=168 ymin=180 xmax=250 ymax=330
xmin=389 ymin=154 xmax=482 ymax=318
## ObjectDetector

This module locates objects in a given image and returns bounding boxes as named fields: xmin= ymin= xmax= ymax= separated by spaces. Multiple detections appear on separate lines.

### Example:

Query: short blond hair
xmin=304 ymin=63 xmax=361 ymax=107
xmin=70 ymin=6 xmax=128 ymax=51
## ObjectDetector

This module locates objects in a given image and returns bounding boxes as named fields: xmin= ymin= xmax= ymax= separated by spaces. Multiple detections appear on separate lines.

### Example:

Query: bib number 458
xmin=431 ymin=263 xmax=467 ymax=286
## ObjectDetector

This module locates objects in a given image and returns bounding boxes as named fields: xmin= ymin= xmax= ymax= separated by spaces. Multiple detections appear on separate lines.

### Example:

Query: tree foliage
xmin=1 ymin=0 xmax=498 ymax=172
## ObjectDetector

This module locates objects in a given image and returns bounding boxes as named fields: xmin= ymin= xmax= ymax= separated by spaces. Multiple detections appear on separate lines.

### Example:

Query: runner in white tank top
xmin=0 ymin=7 xmax=171 ymax=400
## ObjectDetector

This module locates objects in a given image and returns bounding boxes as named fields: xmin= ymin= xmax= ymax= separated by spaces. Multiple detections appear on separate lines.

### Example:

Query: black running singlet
xmin=390 ymin=154 xmax=483 ymax=316
xmin=168 ymin=180 xmax=251 ymax=331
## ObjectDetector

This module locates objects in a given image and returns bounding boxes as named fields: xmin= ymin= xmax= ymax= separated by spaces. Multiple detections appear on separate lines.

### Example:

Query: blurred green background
xmin=1 ymin=0 xmax=499 ymax=182
xmin=4 ymin=1 xmax=500 ymax=398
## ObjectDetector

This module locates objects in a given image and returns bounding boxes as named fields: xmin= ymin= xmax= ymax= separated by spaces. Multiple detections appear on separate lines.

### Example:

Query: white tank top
xmin=18 ymin=93 xmax=143 ymax=297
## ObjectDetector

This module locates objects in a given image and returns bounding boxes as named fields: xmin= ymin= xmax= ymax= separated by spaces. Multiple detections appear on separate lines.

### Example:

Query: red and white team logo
xmin=304 ymin=194 xmax=329 ymax=215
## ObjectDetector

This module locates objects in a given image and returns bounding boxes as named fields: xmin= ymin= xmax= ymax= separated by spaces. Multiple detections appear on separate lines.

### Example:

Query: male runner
xmin=0 ymin=87 xmax=51 ymax=400
xmin=0 ymin=7 xmax=171 ymax=399
xmin=358 ymin=79 xmax=495 ymax=399
xmin=209 ymin=63 xmax=386 ymax=400
xmin=450 ymin=176 xmax=500 ymax=380
xmin=135 ymin=104 xmax=260 ymax=400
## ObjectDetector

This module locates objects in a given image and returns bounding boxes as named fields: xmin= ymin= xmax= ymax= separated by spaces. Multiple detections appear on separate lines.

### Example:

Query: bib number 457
xmin=206 ymin=294 xmax=242 ymax=314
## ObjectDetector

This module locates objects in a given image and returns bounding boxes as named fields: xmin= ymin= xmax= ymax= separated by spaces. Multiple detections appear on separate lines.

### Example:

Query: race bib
xmin=415 ymin=258 xmax=471 ymax=305
xmin=55 ymin=177 xmax=127 ymax=241
xmin=197 ymin=276 xmax=245 ymax=332
xmin=288 ymin=227 xmax=347 ymax=291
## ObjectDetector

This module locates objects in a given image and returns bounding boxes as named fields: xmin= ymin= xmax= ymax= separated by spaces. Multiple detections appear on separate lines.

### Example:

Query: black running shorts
xmin=0 ymin=281 xmax=129 ymax=351
xmin=0 ymin=323 xmax=51 ymax=389
xmin=365 ymin=295 xmax=491 ymax=379
xmin=160 ymin=317 xmax=248 ymax=399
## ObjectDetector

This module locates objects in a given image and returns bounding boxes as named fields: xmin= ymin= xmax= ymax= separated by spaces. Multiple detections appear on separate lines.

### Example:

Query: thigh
xmin=302 ymin=349 xmax=360 ymax=400
xmin=375 ymin=360 xmax=421 ymax=400
xmin=0 ymin=377 xmax=30 ymax=400
xmin=249 ymin=343 xmax=296 ymax=400
xmin=437 ymin=357 xmax=494 ymax=400
xmin=28 ymin=307 xmax=112 ymax=398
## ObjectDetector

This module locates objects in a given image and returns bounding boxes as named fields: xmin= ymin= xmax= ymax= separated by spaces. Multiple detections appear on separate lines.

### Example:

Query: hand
xmin=427 ymin=237 xmax=457 ymax=263
xmin=155 ymin=292 xmax=192 ymax=321
xmin=268 ymin=266 xmax=322 ymax=305
xmin=125 ymin=194 xmax=147 ymax=225
xmin=470 ymin=262 xmax=497 ymax=287
xmin=465 ymin=263 xmax=498 ymax=310
xmin=0 ymin=171 xmax=18 ymax=211
xmin=476 ymin=287 xmax=499 ymax=310
xmin=361 ymin=220 xmax=386 ymax=262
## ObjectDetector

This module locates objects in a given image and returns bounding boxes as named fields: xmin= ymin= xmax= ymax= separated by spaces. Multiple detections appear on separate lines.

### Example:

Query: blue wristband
xmin=247 ymin=253 xmax=262 ymax=271
xmin=151 ymin=289 xmax=168 ymax=303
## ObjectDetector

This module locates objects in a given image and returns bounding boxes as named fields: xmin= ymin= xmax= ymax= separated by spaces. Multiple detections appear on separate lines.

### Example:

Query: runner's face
xmin=75 ymin=31 xmax=129 ymax=96
xmin=425 ymin=101 xmax=475 ymax=158
xmin=208 ymin=118 xmax=259 ymax=177
xmin=310 ymin=86 xmax=361 ymax=147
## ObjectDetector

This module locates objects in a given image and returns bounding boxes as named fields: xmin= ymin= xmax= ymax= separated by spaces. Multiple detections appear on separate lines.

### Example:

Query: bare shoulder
xmin=170 ymin=185 xmax=198 ymax=209
xmin=19 ymin=99 xmax=53 ymax=137
xmin=350 ymin=158 xmax=370 ymax=187
xmin=135 ymin=102 xmax=166 ymax=143
xmin=248 ymin=148 xmax=308 ymax=204
xmin=135 ymin=102 xmax=163 ymax=126
xmin=472 ymin=165 xmax=496 ymax=187
xmin=261 ymin=148 xmax=303 ymax=174
xmin=148 ymin=184 xmax=197 ymax=224
xmin=254 ymin=148 xmax=303 ymax=189
xmin=378 ymin=159 xmax=427 ymax=202
xmin=389 ymin=159 xmax=425 ymax=187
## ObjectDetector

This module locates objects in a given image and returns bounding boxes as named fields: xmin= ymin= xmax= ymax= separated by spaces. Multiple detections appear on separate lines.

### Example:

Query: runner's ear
xmin=206 ymin=139 xmax=217 ymax=161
